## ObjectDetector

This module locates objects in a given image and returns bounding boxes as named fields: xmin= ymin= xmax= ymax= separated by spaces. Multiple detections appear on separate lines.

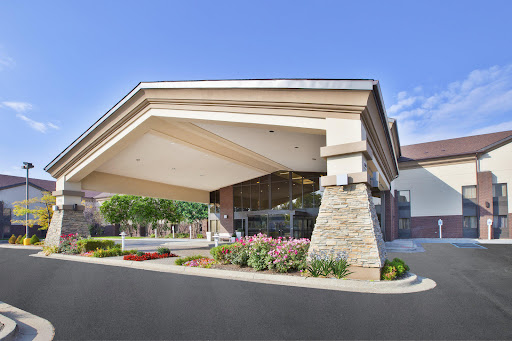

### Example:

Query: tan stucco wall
xmin=393 ymin=162 xmax=477 ymax=216
xmin=479 ymin=142 xmax=512 ymax=211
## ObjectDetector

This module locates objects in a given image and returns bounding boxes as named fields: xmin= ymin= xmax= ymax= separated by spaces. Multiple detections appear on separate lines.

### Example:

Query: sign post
xmin=120 ymin=231 xmax=127 ymax=251
xmin=172 ymin=225 xmax=175 ymax=239
xmin=487 ymin=218 xmax=493 ymax=240
xmin=438 ymin=219 xmax=443 ymax=239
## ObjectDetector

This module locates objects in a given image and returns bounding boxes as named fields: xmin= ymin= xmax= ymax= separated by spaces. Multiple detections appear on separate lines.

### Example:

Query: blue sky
xmin=1 ymin=0 xmax=511 ymax=180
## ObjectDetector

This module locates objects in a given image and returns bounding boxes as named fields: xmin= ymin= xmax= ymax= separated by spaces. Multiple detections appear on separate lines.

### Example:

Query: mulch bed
xmin=210 ymin=263 xmax=303 ymax=277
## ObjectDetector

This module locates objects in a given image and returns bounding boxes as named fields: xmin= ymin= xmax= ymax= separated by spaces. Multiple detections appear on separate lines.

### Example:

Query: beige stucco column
xmin=45 ymin=178 xmax=89 ymax=246
xmin=308 ymin=118 xmax=387 ymax=280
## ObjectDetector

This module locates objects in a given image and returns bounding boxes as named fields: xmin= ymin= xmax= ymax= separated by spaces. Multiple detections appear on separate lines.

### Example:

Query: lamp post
xmin=22 ymin=162 xmax=34 ymax=239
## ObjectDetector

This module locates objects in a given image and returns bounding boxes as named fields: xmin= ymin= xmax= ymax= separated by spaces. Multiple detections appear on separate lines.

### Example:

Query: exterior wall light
xmin=223 ymin=214 xmax=228 ymax=219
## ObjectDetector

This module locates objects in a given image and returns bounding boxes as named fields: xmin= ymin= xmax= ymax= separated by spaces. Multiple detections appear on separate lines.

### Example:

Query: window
xmin=462 ymin=185 xmax=477 ymax=199
xmin=399 ymin=218 xmax=410 ymax=230
xmin=493 ymin=183 xmax=507 ymax=198
xmin=493 ymin=215 xmax=508 ymax=228
xmin=209 ymin=190 xmax=220 ymax=214
xmin=398 ymin=191 xmax=410 ymax=203
xmin=398 ymin=190 xmax=411 ymax=231
xmin=464 ymin=216 xmax=477 ymax=229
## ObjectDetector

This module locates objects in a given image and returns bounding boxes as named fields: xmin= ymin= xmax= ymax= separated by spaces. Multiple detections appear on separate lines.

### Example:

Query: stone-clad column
xmin=308 ymin=118 xmax=387 ymax=280
xmin=45 ymin=178 xmax=89 ymax=247
xmin=309 ymin=183 xmax=386 ymax=279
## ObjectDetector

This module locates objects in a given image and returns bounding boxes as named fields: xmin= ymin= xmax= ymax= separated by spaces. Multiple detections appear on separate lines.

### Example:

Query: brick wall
xmin=219 ymin=185 xmax=234 ymax=234
xmin=477 ymin=171 xmax=493 ymax=239
xmin=410 ymin=215 xmax=463 ymax=238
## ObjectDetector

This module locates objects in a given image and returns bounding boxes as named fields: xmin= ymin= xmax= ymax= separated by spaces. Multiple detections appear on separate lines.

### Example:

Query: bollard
xmin=438 ymin=219 xmax=443 ymax=239
xmin=214 ymin=233 xmax=219 ymax=247
xmin=487 ymin=218 xmax=493 ymax=240
xmin=172 ymin=225 xmax=175 ymax=239
xmin=189 ymin=225 xmax=192 ymax=240
xmin=120 ymin=231 xmax=127 ymax=251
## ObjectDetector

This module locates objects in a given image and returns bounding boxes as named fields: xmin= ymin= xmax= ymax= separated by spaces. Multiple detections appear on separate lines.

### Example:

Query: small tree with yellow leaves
xmin=11 ymin=191 xmax=56 ymax=230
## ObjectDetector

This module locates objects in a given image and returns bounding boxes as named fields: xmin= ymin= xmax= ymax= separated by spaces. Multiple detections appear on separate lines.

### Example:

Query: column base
xmin=45 ymin=209 xmax=90 ymax=247
xmin=345 ymin=266 xmax=381 ymax=280
xmin=308 ymin=183 xmax=387 ymax=270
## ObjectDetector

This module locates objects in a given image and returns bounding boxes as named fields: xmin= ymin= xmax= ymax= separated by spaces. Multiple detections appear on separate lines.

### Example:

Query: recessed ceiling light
xmin=312 ymin=158 xmax=317 ymax=161
xmin=200 ymin=174 xmax=205 ymax=177
xmin=172 ymin=168 xmax=176 ymax=170
xmin=269 ymin=130 xmax=274 ymax=133
xmin=136 ymin=159 xmax=140 ymax=162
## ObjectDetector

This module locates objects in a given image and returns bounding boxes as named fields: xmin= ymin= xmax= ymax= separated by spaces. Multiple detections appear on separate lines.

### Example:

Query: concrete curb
xmin=0 ymin=244 xmax=43 ymax=250
xmin=0 ymin=301 xmax=54 ymax=341
xmin=31 ymin=253 xmax=436 ymax=294
xmin=0 ymin=312 xmax=17 ymax=341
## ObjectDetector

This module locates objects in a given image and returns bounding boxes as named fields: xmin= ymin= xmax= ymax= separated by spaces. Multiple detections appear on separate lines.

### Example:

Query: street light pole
xmin=22 ymin=162 xmax=34 ymax=239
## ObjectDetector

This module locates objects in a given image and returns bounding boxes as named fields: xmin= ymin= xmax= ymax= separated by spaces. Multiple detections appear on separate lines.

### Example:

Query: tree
xmin=11 ymin=191 xmax=56 ymax=230
xmin=99 ymin=195 xmax=182 ymax=237
xmin=174 ymin=201 xmax=208 ymax=236
xmin=99 ymin=194 xmax=134 ymax=235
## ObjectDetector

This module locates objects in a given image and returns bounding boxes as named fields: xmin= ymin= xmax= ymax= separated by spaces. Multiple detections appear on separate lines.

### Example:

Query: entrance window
xmin=209 ymin=190 xmax=220 ymax=214
xmin=399 ymin=218 xmax=410 ymax=229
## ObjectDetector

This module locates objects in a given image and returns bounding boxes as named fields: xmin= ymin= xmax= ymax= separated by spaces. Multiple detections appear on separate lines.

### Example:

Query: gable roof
xmin=0 ymin=174 xmax=101 ymax=198
xmin=399 ymin=130 xmax=512 ymax=162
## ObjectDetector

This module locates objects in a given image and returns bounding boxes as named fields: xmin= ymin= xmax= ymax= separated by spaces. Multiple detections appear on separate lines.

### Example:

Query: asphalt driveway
xmin=0 ymin=243 xmax=511 ymax=340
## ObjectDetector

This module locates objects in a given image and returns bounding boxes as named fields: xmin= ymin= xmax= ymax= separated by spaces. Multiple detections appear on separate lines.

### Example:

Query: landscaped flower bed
xmin=183 ymin=258 xmax=215 ymax=268
xmin=210 ymin=233 xmax=311 ymax=273
xmin=123 ymin=252 xmax=178 ymax=261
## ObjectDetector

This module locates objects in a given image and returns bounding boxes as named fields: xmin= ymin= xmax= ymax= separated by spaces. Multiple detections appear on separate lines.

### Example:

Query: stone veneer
xmin=308 ymin=183 xmax=387 ymax=271
xmin=45 ymin=209 xmax=90 ymax=246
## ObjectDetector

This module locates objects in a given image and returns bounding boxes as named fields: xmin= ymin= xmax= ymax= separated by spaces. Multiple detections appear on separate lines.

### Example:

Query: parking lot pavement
xmin=1 ymin=243 xmax=512 ymax=340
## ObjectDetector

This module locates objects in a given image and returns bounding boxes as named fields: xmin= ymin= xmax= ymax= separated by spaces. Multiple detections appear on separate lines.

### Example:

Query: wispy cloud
xmin=0 ymin=55 xmax=14 ymax=71
xmin=1 ymin=101 xmax=60 ymax=133
xmin=2 ymin=101 xmax=33 ymax=113
xmin=388 ymin=64 xmax=512 ymax=145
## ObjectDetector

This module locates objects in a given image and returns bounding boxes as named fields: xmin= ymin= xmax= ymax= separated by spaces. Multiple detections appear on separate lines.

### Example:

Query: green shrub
xmin=29 ymin=235 xmax=40 ymax=245
xmin=381 ymin=258 xmax=410 ymax=280
xmin=136 ymin=251 xmax=145 ymax=256
xmin=210 ymin=245 xmax=236 ymax=264
xmin=77 ymin=239 xmax=116 ymax=252
xmin=8 ymin=234 xmax=16 ymax=244
xmin=175 ymin=255 xmax=205 ymax=266
xmin=176 ymin=233 xmax=189 ymax=238
xmin=157 ymin=247 xmax=171 ymax=255
xmin=15 ymin=235 xmax=24 ymax=244
xmin=226 ymin=243 xmax=249 ymax=266
xmin=92 ymin=248 xmax=137 ymax=258
xmin=150 ymin=234 xmax=156 ymax=238
xmin=195 ymin=234 xmax=204 ymax=239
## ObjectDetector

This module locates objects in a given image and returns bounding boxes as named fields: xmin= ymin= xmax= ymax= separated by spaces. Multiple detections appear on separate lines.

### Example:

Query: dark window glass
xmin=260 ymin=182 xmax=270 ymax=210
xmin=291 ymin=174 xmax=303 ymax=209
xmin=271 ymin=180 xmax=290 ymax=210
xmin=233 ymin=186 xmax=242 ymax=212
xmin=242 ymin=185 xmax=250 ymax=211
xmin=303 ymin=177 xmax=322 ymax=208
xmin=251 ymin=184 xmax=260 ymax=211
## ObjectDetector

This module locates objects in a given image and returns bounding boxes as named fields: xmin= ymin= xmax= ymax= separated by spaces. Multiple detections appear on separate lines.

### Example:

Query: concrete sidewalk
xmin=0 ymin=301 xmax=54 ymax=341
